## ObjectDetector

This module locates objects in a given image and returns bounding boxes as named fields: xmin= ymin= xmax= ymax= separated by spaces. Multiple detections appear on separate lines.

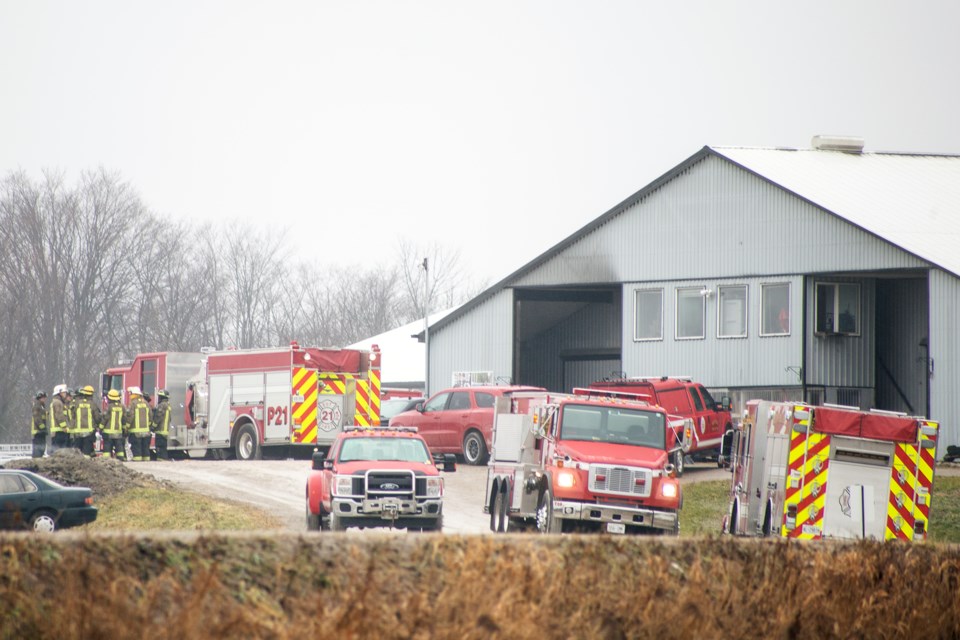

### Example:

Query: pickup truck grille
xmin=589 ymin=465 xmax=653 ymax=498
xmin=364 ymin=470 xmax=417 ymax=499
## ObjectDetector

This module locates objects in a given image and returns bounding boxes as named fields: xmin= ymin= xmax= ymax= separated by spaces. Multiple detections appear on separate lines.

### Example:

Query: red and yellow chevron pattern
xmin=291 ymin=367 xmax=319 ymax=444
xmin=886 ymin=420 xmax=938 ymax=540
xmin=783 ymin=407 xmax=831 ymax=539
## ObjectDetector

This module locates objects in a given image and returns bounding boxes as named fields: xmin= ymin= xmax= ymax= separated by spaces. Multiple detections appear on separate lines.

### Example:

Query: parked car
xmin=380 ymin=396 xmax=425 ymax=426
xmin=305 ymin=426 xmax=456 ymax=532
xmin=0 ymin=469 xmax=97 ymax=532
xmin=389 ymin=385 xmax=545 ymax=465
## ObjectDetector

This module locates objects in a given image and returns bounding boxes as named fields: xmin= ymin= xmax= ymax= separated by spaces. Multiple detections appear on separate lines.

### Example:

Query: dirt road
xmin=136 ymin=459 xmax=729 ymax=533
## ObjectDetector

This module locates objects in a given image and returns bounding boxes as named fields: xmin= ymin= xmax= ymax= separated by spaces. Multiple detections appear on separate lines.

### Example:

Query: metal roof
xmin=430 ymin=145 xmax=960 ymax=333
xmin=712 ymin=146 xmax=960 ymax=278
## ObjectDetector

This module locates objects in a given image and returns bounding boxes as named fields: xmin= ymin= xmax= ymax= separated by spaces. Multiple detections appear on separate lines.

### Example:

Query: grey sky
xmin=2 ymin=1 xmax=958 ymax=285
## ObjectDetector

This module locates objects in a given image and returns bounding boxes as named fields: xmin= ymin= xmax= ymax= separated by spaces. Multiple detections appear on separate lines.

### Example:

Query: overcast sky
xmin=2 ymin=1 xmax=959 ymax=286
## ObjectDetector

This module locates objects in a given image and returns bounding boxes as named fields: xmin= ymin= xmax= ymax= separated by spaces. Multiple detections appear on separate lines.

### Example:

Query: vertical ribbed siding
xmin=875 ymin=278 xmax=928 ymax=415
xmin=513 ymin=156 xmax=927 ymax=287
xmin=929 ymin=269 xmax=960 ymax=448
xmin=805 ymin=277 xmax=875 ymax=388
xmin=427 ymin=290 xmax=513 ymax=396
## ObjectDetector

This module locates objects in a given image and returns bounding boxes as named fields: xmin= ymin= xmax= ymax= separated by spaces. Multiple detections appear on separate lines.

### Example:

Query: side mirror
xmin=323 ymin=459 xmax=334 ymax=470
xmin=720 ymin=396 xmax=732 ymax=412
xmin=416 ymin=401 xmax=425 ymax=413
xmin=443 ymin=453 xmax=457 ymax=472
xmin=311 ymin=449 xmax=325 ymax=470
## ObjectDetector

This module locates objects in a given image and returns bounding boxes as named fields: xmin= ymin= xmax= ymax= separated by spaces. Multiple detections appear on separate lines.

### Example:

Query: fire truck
xmin=724 ymin=400 xmax=939 ymax=541
xmin=589 ymin=376 xmax=733 ymax=475
xmin=485 ymin=389 xmax=682 ymax=535
xmin=100 ymin=342 xmax=381 ymax=460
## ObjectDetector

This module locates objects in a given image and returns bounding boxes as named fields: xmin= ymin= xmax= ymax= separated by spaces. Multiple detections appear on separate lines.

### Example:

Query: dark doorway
xmin=875 ymin=277 xmax=929 ymax=416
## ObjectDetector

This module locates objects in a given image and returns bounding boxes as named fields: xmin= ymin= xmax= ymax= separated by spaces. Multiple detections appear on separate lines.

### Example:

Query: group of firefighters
xmin=29 ymin=384 xmax=172 ymax=461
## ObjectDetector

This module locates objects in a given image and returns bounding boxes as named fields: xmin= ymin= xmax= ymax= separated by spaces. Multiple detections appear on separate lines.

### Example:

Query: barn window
xmin=717 ymin=285 xmax=747 ymax=338
xmin=815 ymin=282 xmax=860 ymax=336
xmin=676 ymin=288 xmax=705 ymax=340
xmin=761 ymin=283 xmax=790 ymax=336
xmin=633 ymin=288 xmax=663 ymax=341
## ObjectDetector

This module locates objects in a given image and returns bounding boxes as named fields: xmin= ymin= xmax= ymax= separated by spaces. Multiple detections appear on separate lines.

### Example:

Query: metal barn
xmin=426 ymin=141 xmax=960 ymax=451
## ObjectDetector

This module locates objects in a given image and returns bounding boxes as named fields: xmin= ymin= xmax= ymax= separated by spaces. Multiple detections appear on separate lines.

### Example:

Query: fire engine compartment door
xmin=822 ymin=461 xmax=890 ymax=540
xmin=492 ymin=414 xmax=528 ymax=463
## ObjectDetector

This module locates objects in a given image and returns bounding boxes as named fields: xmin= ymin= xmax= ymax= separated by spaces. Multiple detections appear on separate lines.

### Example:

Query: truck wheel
xmin=672 ymin=449 xmax=685 ymax=477
xmin=30 ymin=510 xmax=57 ymax=533
xmin=491 ymin=483 xmax=504 ymax=532
xmin=462 ymin=430 xmax=488 ymax=465
xmin=306 ymin=504 xmax=321 ymax=532
xmin=727 ymin=500 xmax=739 ymax=535
xmin=235 ymin=424 xmax=261 ymax=461
xmin=498 ymin=482 xmax=511 ymax=533
xmin=761 ymin=500 xmax=773 ymax=537
xmin=536 ymin=488 xmax=561 ymax=534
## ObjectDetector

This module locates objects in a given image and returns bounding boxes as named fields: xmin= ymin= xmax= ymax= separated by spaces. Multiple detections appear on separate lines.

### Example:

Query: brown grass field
xmin=1 ymin=532 xmax=958 ymax=640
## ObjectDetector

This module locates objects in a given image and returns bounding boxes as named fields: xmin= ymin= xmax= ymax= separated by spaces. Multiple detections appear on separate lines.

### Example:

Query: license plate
xmin=606 ymin=522 xmax=626 ymax=534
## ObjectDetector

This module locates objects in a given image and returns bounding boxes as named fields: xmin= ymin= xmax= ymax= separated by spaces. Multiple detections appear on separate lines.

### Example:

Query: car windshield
xmin=380 ymin=398 xmax=419 ymax=420
xmin=337 ymin=437 xmax=432 ymax=463
xmin=559 ymin=404 xmax=666 ymax=449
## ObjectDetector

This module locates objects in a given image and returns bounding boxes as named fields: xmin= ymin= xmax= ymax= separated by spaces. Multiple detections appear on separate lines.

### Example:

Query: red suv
xmin=389 ymin=385 xmax=544 ymax=465
xmin=305 ymin=426 xmax=456 ymax=532
xmin=589 ymin=377 xmax=732 ymax=475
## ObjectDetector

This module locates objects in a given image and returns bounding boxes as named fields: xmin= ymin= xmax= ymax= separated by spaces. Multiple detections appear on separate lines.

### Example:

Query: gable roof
xmin=431 ymin=144 xmax=960 ymax=334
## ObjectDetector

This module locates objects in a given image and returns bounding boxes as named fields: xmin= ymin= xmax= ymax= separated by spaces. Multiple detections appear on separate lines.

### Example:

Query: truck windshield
xmin=338 ymin=437 xmax=431 ymax=463
xmin=559 ymin=404 xmax=666 ymax=449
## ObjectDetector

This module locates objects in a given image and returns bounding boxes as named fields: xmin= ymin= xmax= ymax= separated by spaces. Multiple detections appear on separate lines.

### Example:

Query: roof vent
xmin=811 ymin=135 xmax=864 ymax=153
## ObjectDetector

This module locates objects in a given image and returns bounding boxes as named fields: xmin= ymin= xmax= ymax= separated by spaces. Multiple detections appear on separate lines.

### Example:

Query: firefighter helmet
xmin=35 ymin=390 xmax=47 ymax=399
xmin=66 ymin=388 xmax=75 ymax=396
xmin=107 ymin=389 xmax=121 ymax=401
xmin=53 ymin=384 xmax=67 ymax=396
xmin=157 ymin=389 xmax=170 ymax=399
xmin=78 ymin=385 xmax=95 ymax=396
xmin=128 ymin=386 xmax=142 ymax=397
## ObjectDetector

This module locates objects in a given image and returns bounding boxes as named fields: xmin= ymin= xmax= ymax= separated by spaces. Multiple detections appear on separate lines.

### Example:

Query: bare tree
xmin=221 ymin=224 xmax=286 ymax=348
xmin=395 ymin=239 xmax=480 ymax=322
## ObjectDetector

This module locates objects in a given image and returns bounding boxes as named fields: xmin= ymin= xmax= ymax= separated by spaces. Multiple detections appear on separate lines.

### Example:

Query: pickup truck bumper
xmin=554 ymin=500 xmax=678 ymax=533
xmin=332 ymin=496 xmax=443 ymax=521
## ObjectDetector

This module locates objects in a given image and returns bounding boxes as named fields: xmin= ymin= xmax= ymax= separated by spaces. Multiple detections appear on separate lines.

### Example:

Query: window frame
xmin=716 ymin=284 xmax=748 ymax=339
xmin=675 ymin=287 xmax=706 ymax=340
xmin=633 ymin=288 xmax=664 ymax=342
xmin=760 ymin=282 xmax=791 ymax=337
xmin=814 ymin=281 xmax=861 ymax=336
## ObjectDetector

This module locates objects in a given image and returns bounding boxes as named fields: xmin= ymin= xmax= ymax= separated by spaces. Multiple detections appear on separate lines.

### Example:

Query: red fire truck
xmin=724 ymin=400 xmax=939 ymax=541
xmin=100 ymin=342 xmax=381 ymax=460
xmin=485 ymin=388 xmax=682 ymax=535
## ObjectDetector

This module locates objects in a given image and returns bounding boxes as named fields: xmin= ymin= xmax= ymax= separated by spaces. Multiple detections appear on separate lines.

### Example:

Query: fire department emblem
xmin=839 ymin=486 xmax=852 ymax=517
xmin=317 ymin=399 xmax=342 ymax=432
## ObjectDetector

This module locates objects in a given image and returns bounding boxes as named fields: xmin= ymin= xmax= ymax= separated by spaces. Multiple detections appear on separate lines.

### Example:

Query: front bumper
xmin=332 ymin=496 xmax=443 ymax=521
xmin=554 ymin=500 xmax=677 ymax=532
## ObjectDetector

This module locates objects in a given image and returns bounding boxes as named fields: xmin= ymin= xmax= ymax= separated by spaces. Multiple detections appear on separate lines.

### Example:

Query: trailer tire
xmin=234 ymin=423 xmax=261 ymax=461
xmin=462 ymin=430 xmax=488 ymax=465
xmin=673 ymin=448 xmax=685 ymax=477
xmin=536 ymin=487 xmax=561 ymax=534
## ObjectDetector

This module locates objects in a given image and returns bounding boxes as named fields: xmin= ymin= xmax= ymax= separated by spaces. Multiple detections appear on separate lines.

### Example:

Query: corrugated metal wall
xmin=621 ymin=276 xmax=803 ymax=387
xmin=929 ymin=269 xmax=960 ymax=448
xmin=513 ymin=155 xmax=928 ymax=287
xmin=875 ymin=278 xmax=928 ymax=415
xmin=427 ymin=290 xmax=513 ymax=396
xmin=805 ymin=277 xmax=875 ymax=388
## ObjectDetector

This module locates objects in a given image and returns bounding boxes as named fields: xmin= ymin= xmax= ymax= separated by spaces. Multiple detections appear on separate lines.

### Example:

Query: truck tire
xmin=462 ymin=430 xmax=488 ymax=465
xmin=536 ymin=488 xmax=561 ymax=534
xmin=491 ymin=482 xmax=504 ymax=532
xmin=306 ymin=504 xmax=321 ymax=532
xmin=672 ymin=448 xmax=685 ymax=477
xmin=235 ymin=423 xmax=261 ymax=461
xmin=498 ymin=481 xmax=511 ymax=533
xmin=761 ymin=500 xmax=773 ymax=537
xmin=727 ymin=500 xmax=739 ymax=535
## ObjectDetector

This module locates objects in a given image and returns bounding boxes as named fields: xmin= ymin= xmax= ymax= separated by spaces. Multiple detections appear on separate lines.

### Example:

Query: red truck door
xmin=690 ymin=384 xmax=723 ymax=444
xmin=443 ymin=391 xmax=474 ymax=448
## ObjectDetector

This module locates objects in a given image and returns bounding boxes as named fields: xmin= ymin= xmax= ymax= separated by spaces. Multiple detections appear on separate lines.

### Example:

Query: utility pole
xmin=422 ymin=257 xmax=430 ymax=396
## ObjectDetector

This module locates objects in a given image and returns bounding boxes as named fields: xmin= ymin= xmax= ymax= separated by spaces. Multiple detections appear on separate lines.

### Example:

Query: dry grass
xmin=1 ymin=533 xmax=958 ymax=640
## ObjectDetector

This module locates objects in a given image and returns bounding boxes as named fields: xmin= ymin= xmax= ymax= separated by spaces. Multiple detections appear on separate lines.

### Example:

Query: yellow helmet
xmin=79 ymin=385 xmax=95 ymax=396
xmin=107 ymin=389 xmax=121 ymax=401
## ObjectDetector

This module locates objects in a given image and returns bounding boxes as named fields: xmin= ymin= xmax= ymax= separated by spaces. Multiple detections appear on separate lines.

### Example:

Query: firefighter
xmin=101 ymin=389 xmax=126 ymax=460
xmin=48 ymin=384 xmax=70 ymax=453
xmin=125 ymin=386 xmax=152 ymax=461
xmin=152 ymin=389 xmax=172 ymax=461
xmin=31 ymin=391 xmax=48 ymax=458
xmin=65 ymin=388 xmax=78 ymax=449
xmin=72 ymin=385 xmax=101 ymax=457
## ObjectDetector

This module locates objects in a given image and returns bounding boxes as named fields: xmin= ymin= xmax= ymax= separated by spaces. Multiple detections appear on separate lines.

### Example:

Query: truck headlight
xmin=425 ymin=477 xmax=443 ymax=497
xmin=557 ymin=470 xmax=576 ymax=488
xmin=334 ymin=475 xmax=354 ymax=496
xmin=661 ymin=481 xmax=678 ymax=498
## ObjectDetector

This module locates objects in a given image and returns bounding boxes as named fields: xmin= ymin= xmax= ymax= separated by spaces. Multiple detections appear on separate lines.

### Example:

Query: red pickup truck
xmin=589 ymin=377 xmax=733 ymax=475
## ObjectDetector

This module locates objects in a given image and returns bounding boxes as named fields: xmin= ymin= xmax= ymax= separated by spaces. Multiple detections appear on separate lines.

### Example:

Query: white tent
xmin=348 ymin=311 xmax=452 ymax=389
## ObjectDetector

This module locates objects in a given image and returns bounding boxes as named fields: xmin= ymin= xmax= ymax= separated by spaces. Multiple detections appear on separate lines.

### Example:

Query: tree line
xmin=0 ymin=169 xmax=478 ymax=442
